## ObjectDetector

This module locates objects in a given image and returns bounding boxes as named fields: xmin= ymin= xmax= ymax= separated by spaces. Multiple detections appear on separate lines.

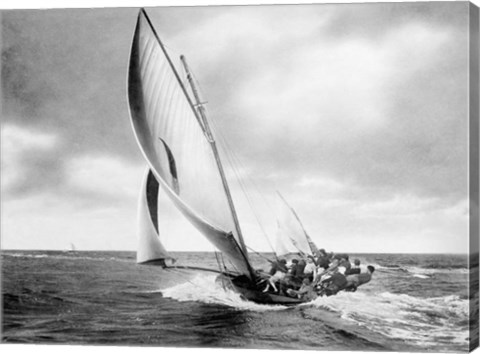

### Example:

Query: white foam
xmin=404 ymin=265 xmax=469 ymax=275
xmin=309 ymin=290 xmax=469 ymax=347
xmin=412 ymin=274 xmax=430 ymax=279
xmin=160 ymin=274 xmax=288 ymax=312
xmin=366 ymin=262 xmax=468 ymax=276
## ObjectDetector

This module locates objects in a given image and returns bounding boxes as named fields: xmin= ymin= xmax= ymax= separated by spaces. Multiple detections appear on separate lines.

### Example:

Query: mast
xmin=180 ymin=55 xmax=249 ymax=258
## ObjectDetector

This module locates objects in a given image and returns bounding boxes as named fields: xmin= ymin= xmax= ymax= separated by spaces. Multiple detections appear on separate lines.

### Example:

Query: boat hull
xmin=216 ymin=274 xmax=307 ymax=306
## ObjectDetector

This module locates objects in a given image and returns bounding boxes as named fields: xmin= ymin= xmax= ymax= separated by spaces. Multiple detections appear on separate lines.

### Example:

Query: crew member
xmin=286 ymin=277 xmax=317 ymax=301
xmin=344 ymin=265 xmax=375 ymax=292
xmin=345 ymin=259 xmax=361 ymax=275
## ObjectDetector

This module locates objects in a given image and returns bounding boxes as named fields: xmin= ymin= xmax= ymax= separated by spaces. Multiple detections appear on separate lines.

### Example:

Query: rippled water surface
xmin=2 ymin=251 xmax=477 ymax=352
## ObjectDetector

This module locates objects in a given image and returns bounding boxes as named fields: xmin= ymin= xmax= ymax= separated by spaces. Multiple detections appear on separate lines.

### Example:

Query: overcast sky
xmin=1 ymin=2 xmax=472 ymax=253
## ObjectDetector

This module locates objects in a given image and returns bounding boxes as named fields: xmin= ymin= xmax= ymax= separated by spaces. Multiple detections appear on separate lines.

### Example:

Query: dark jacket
xmin=316 ymin=255 xmax=330 ymax=269
xmin=345 ymin=268 xmax=361 ymax=276
xmin=329 ymin=272 xmax=348 ymax=288
xmin=294 ymin=260 xmax=306 ymax=278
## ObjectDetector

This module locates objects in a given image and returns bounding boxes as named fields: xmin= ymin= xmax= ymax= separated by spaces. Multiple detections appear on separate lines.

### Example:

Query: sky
xmin=1 ymin=1 xmax=474 ymax=253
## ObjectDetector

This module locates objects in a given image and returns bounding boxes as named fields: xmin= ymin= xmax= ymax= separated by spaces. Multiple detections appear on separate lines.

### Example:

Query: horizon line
xmin=1 ymin=249 xmax=473 ymax=256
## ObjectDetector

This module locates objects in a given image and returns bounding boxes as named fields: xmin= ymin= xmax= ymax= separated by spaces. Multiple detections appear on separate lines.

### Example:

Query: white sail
xmin=128 ymin=10 xmax=252 ymax=277
xmin=274 ymin=192 xmax=317 ymax=257
xmin=64 ymin=243 xmax=76 ymax=252
xmin=137 ymin=168 xmax=173 ymax=264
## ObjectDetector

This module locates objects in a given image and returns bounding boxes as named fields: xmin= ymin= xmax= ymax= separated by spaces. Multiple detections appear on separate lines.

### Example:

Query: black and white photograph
xmin=1 ymin=0 xmax=479 ymax=352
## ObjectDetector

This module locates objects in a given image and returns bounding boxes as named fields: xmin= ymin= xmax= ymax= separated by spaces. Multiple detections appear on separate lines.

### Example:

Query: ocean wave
xmin=309 ymin=290 xmax=469 ymax=347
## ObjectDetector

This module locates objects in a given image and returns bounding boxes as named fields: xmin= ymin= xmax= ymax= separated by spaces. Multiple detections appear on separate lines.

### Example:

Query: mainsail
xmin=275 ymin=192 xmax=319 ymax=257
xmin=128 ymin=9 xmax=253 ymax=277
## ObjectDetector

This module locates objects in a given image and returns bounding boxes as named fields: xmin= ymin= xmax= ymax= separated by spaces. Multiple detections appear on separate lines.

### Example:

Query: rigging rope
xmin=246 ymin=245 xmax=277 ymax=263
xmin=187 ymin=71 xmax=278 ymax=256
xmin=214 ymin=250 xmax=228 ymax=273
xmin=210 ymin=117 xmax=277 ymax=255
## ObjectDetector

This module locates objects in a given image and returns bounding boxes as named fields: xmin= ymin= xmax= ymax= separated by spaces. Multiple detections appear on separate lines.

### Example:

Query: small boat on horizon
xmin=63 ymin=243 xmax=76 ymax=253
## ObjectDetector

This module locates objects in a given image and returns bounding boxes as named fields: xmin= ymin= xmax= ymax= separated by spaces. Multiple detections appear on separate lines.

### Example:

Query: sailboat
xmin=63 ymin=243 xmax=76 ymax=253
xmin=127 ymin=9 xmax=314 ymax=305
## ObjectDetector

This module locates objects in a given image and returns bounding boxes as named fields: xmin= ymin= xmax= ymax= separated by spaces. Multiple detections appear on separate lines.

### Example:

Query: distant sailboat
xmin=64 ymin=243 xmax=76 ymax=253
xmin=128 ymin=9 xmax=311 ymax=305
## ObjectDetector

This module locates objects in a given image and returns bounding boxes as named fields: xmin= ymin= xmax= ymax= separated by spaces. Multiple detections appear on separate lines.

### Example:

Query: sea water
xmin=1 ymin=251 xmax=477 ymax=352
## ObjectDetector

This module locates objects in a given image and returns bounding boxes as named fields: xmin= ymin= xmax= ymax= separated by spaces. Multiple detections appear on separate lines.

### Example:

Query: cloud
xmin=233 ymin=19 xmax=453 ymax=142
xmin=2 ymin=122 xmax=144 ymax=204
xmin=2 ymin=149 xmax=146 ymax=250
xmin=225 ymin=19 xmax=465 ymax=203
xmin=2 ymin=9 xmax=140 ymax=159
xmin=66 ymin=155 xmax=143 ymax=202
xmin=295 ymin=175 xmax=346 ymax=199
xmin=2 ymin=123 xmax=58 ymax=152
xmin=1 ymin=123 xmax=63 ymax=196
xmin=353 ymin=194 xmax=443 ymax=218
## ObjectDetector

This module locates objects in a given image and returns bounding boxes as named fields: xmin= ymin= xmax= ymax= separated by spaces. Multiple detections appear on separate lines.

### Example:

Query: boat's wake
xmin=159 ymin=274 xmax=288 ymax=311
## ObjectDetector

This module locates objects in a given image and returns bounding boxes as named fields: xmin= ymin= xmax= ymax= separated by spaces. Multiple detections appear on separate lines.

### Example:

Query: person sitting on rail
xmin=268 ymin=259 xmax=287 ymax=276
xmin=316 ymin=266 xmax=348 ymax=296
xmin=314 ymin=254 xmax=343 ymax=283
xmin=332 ymin=253 xmax=352 ymax=273
xmin=287 ymin=258 xmax=298 ymax=275
xmin=315 ymin=248 xmax=330 ymax=270
xmin=340 ymin=258 xmax=352 ymax=273
xmin=284 ymin=259 xmax=303 ymax=289
xmin=294 ymin=259 xmax=306 ymax=279
xmin=262 ymin=259 xmax=287 ymax=293
xmin=345 ymin=259 xmax=361 ymax=275
xmin=303 ymin=256 xmax=317 ymax=282
xmin=286 ymin=277 xmax=317 ymax=301
xmin=344 ymin=265 xmax=375 ymax=292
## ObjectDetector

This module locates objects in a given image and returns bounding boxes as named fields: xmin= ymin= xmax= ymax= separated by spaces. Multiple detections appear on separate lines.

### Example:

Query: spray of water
xmin=160 ymin=274 xmax=288 ymax=312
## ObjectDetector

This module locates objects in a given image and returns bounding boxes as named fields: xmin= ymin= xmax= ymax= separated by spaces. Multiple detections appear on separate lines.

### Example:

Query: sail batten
xmin=128 ymin=9 xmax=253 ymax=278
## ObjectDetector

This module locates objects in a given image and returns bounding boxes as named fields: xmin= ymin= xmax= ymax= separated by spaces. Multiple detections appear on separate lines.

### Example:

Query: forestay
xmin=128 ymin=10 xmax=252 ymax=277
